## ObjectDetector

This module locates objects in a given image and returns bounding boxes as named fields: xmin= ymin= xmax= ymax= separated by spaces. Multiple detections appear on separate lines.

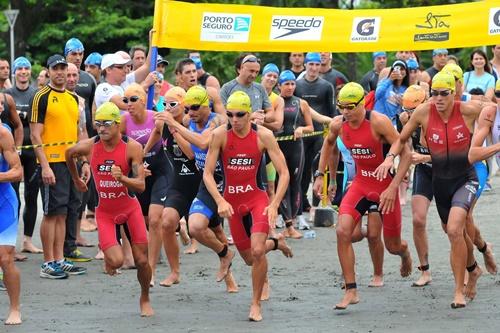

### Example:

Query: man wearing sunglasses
xmin=383 ymin=72 xmax=484 ymax=309
xmin=203 ymin=91 xmax=292 ymax=322
xmin=66 ymin=102 xmax=154 ymax=317
xmin=316 ymin=82 xmax=413 ymax=310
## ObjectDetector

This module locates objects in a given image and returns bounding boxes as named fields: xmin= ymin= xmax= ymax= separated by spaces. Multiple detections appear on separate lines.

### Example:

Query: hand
xmin=379 ymin=185 xmax=397 ymax=215
xmin=250 ymin=111 xmax=265 ymax=125
xmin=389 ymin=71 xmax=402 ymax=81
xmin=143 ymin=71 xmax=157 ymax=88
xmin=81 ymin=163 xmax=91 ymax=184
xmin=374 ymin=156 xmax=394 ymax=181
xmin=74 ymin=177 xmax=88 ymax=192
xmin=41 ymin=166 xmax=56 ymax=185
xmin=411 ymin=152 xmax=429 ymax=164
xmin=217 ymin=199 xmax=234 ymax=219
xmin=154 ymin=110 xmax=176 ymax=126
xmin=327 ymin=183 xmax=337 ymax=201
xmin=312 ymin=176 xmax=324 ymax=199
xmin=144 ymin=165 xmax=152 ymax=177
xmin=293 ymin=127 xmax=304 ymax=140
xmin=263 ymin=202 xmax=279 ymax=228
xmin=110 ymin=165 xmax=123 ymax=181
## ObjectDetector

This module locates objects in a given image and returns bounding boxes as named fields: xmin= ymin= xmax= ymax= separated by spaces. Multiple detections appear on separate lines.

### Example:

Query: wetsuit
xmin=425 ymin=101 xmax=478 ymax=224
xmin=4 ymin=85 xmax=39 ymax=237
xmin=188 ymin=113 xmax=223 ymax=227
xmin=124 ymin=110 xmax=168 ymax=216
xmin=222 ymin=123 xmax=268 ymax=251
xmin=91 ymin=136 xmax=147 ymax=251
xmin=339 ymin=111 xmax=401 ymax=237
xmin=0 ymin=124 xmax=18 ymax=247
xmin=424 ymin=67 xmax=440 ymax=84
xmin=411 ymin=127 xmax=433 ymax=201
xmin=277 ymin=96 xmax=304 ymax=221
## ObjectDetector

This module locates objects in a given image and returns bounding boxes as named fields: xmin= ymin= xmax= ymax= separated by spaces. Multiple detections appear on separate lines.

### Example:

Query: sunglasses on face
xmin=226 ymin=111 xmax=247 ymax=118
xmin=164 ymin=101 xmax=180 ymax=108
xmin=123 ymin=96 xmax=140 ymax=104
xmin=402 ymin=107 xmax=415 ymax=113
xmin=430 ymin=89 xmax=451 ymax=97
xmin=495 ymin=91 xmax=500 ymax=98
xmin=94 ymin=120 xmax=115 ymax=128
xmin=336 ymin=96 xmax=364 ymax=111
xmin=112 ymin=65 xmax=125 ymax=70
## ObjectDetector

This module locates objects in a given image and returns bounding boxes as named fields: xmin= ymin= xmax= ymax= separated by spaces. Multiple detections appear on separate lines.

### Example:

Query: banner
xmin=153 ymin=0 xmax=500 ymax=53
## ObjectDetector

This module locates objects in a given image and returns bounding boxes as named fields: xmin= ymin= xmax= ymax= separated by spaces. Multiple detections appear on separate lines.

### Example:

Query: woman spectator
xmin=464 ymin=49 xmax=495 ymax=101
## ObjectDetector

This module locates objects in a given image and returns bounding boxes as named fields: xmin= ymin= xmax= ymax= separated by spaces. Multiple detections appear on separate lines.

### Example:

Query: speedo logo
xmin=228 ymin=158 xmax=254 ymax=166
xmin=270 ymin=16 xmax=324 ymax=41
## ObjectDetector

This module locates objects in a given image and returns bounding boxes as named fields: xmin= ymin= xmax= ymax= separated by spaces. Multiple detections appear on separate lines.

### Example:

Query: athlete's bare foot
xmin=283 ymin=226 xmax=303 ymax=239
xmin=81 ymin=218 xmax=97 ymax=232
xmin=216 ymin=250 xmax=235 ymax=282
xmin=159 ymin=273 xmax=180 ymax=287
xmin=400 ymin=252 xmax=412 ymax=277
xmin=4 ymin=309 xmax=22 ymax=325
xmin=21 ymin=241 xmax=43 ymax=254
xmin=334 ymin=289 xmax=360 ymax=310
xmin=225 ymin=270 xmax=239 ymax=293
xmin=140 ymin=295 xmax=154 ymax=317
xmin=150 ymin=275 xmax=155 ymax=287
xmin=482 ymin=243 xmax=497 ymax=275
xmin=248 ymin=304 xmax=262 ymax=322
xmin=260 ymin=279 xmax=270 ymax=301
xmin=276 ymin=233 xmax=293 ymax=258
xmin=412 ymin=271 xmax=432 ymax=287
xmin=184 ymin=240 xmax=198 ymax=254
xmin=179 ymin=219 xmax=190 ymax=246
xmin=464 ymin=265 xmax=483 ymax=300
xmin=368 ymin=275 xmax=384 ymax=287
xmin=104 ymin=262 xmax=119 ymax=276
xmin=451 ymin=292 xmax=466 ymax=309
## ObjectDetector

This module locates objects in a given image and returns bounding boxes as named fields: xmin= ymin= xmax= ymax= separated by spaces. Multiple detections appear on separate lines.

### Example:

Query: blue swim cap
xmin=64 ymin=38 xmax=84 ymax=56
xmin=406 ymin=58 xmax=419 ymax=70
xmin=372 ymin=51 xmax=386 ymax=60
xmin=305 ymin=52 xmax=321 ymax=64
xmin=12 ymin=56 xmax=31 ymax=74
xmin=84 ymin=52 xmax=102 ymax=67
xmin=262 ymin=63 xmax=279 ymax=76
xmin=279 ymin=70 xmax=296 ymax=84
xmin=191 ymin=57 xmax=203 ymax=70
xmin=432 ymin=48 xmax=448 ymax=57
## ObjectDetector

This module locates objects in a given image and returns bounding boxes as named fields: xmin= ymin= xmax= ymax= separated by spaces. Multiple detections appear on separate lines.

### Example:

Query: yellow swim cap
xmin=165 ymin=86 xmax=186 ymax=103
xmin=227 ymin=91 xmax=252 ymax=113
xmin=338 ymin=82 xmax=365 ymax=105
xmin=95 ymin=102 xmax=121 ymax=123
xmin=184 ymin=86 xmax=209 ymax=106
xmin=441 ymin=63 xmax=463 ymax=84
xmin=431 ymin=72 xmax=455 ymax=92
xmin=402 ymin=85 xmax=426 ymax=109
xmin=496 ymin=79 xmax=500 ymax=91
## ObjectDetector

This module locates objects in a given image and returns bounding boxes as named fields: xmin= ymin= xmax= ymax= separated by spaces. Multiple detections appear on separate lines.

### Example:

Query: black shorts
xmin=412 ymin=163 xmax=433 ymax=201
xmin=136 ymin=173 xmax=168 ymax=216
xmin=189 ymin=182 xmax=222 ymax=228
xmin=40 ymin=162 xmax=79 ymax=216
xmin=432 ymin=168 xmax=478 ymax=224
xmin=164 ymin=187 xmax=198 ymax=220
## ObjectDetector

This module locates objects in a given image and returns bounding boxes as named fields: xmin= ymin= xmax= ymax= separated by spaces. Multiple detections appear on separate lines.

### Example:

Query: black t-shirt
xmin=360 ymin=69 xmax=379 ymax=92
xmin=75 ymin=70 xmax=97 ymax=136
xmin=5 ymin=85 xmax=37 ymax=145
xmin=295 ymin=76 xmax=335 ymax=130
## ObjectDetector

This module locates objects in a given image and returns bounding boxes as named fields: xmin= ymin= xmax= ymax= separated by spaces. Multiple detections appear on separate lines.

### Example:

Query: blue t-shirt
xmin=374 ymin=78 xmax=407 ymax=125
xmin=464 ymin=71 xmax=495 ymax=94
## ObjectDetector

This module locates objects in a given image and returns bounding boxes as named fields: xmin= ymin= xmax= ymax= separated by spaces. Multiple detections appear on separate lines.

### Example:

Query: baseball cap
xmin=185 ymin=86 xmax=209 ymax=106
xmin=441 ymin=63 xmax=463 ymax=84
xmin=305 ymin=52 xmax=321 ymax=64
xmin=402 ymin=85 xmax=426 ymax=110
xmin=262 ymin=63 xmax=279 ymax=76
xmin=338 ymin=82 xmax=365 ymax=105
xmin=431 ymin=72 xmax=455 ymax=92
xmin=84 ymin=52 xmax=103 ymax=67
xmin=95 ymin=102 xmax=121 ymax=123
xmin=432 ymin=48 xmax=448 ymax=57
xmin=372 ymin=51 xmax=387 ymax=60
xmin=157 ymin=55 xmax=169 ymax=67
xmin=13 ymin=56 xmax=31 ymax=73
xmin=47 ymin=54 xmax=68 ymax=68
xmin=278 ymin=70 xmax=296 ymax=85
xmin=227 ymin=91 xmax=252 ymax=113
xmin=406 ymin=58 xmax=419 ymax=70
xmin=191 ymin=57 xmax=203 ymax=70
xmin=101 ymin=53 xmax=132 ymax=70
xmin=165 ymin=86 xmax=186 ymax=103
xmin=64 ymin=38 xmax=84 ymax=56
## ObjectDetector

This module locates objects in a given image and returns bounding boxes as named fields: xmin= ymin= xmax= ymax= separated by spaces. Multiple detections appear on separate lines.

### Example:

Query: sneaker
xmin=297 ymin=215 xmax=311 ymax=230
xmin=275 ymin=215 xmax=285 ymax=229
xmin=65 ymin=249 xmax=92 ymax=262
xmin=40 ymin=262 xmax=68 ymax=279
xmin=57 ymin=260 xmax=87 ymax=276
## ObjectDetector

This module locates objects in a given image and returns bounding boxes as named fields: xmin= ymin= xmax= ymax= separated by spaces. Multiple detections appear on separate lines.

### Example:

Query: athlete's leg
xmin=366 ymin=212 xmax=384 ymax=287
xmin=147 ymin=203 xmax=164 ymax=285
xmin=248 ymin=232 xmax=268 ymax=322
xmin=103 ymin=245 xmax=124 ymax=276
xmin=467 ymin=204 xmax=496 ymax=274
xmin=0 ymin=245 xmax=21 ymax=325
xmin=335 ymin=214 xmax=359 ymax=309
xmin=446 ymin=206 xmax=468 ymax=307
xmin=21 ymin=153 xmax=42 ymax=253
xmin=160 ymin=207 xmax=181 ymax=287
xmin=131 ymin=242 xmax=154 ymax=317
xmin=412 ymin=195 xmax=432 ymax=286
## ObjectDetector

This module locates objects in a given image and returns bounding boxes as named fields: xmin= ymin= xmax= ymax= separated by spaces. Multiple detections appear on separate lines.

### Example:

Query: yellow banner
xmin=153 ymin=0 xmax=500 ymax=52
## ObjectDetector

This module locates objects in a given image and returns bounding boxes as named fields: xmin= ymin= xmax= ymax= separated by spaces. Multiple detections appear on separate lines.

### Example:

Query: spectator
xmin=421 ymin=48 xmax=448 ymax=84
xmin=464 ymin=49 xmax=495 ymax=101
xmin=360 ymin=51 xmax=387 ymax=92
xmin=375 ymin=60 xmax=409 ymax=127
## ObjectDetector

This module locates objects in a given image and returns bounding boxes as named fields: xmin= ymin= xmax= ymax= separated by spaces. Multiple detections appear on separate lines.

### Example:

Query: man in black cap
xmin=29 ymin=54 xmax=87 ymax=279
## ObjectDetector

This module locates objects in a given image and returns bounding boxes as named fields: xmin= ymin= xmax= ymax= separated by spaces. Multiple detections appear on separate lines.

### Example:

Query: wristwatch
xmin=313 ymin=170 xmax=324 ymax=178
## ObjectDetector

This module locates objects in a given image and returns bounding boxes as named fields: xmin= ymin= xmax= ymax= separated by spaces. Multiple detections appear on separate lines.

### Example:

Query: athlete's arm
xmin=172 ymin=131 xmax=195 ymax=160
xmin=29 ymin=122 xmax=55 ymax=185
xmin=143 ymin=119 xmax=163 ymax=155
xmin=109 ymin=95 xmax=128 ymax=111
xmin=313 ymin=116 xmax=342 ymax=198
xmin=294 ymin=99 xmax=314 ymax=140
xmin=133 ymin=29 xmax=154 ymax=84
xmin=171 ymin=115 xmax=225 ymax=150
xmin=309 ymin=106 xmax=332 ymax=125
xmin=259 ymin=127 xmax=289 ymax=225
xmin=207 ymin=86 xmax=226 ymax=117
xmin=206 ymin=75 xmax=221 ymax=91
xmin=263 ymin=95 xmax=284 ymax=131
xmin=119 ymin=114 xmax=127 ymax=134
xmin=0 ymin=127 xmax=22 ymax=183
xmin=203 ymin=127 xmax=233 ymax=218
xmin=469 ymin=105 xmax=500 ymax=163
xmin=115 ymin=139 xmax=145 ymax=193
xmin=5 ymin=94 xmax=23 ymax=147
xmin=65 ymin=138 xmax=94 ymax=192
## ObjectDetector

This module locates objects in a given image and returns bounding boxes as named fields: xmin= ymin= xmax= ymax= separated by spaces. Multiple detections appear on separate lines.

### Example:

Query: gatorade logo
xmin=201 ymin=13 xmax=251 ymax=43
xmin=350 ymin=17 xmax=381 ymax=42
xmin=270 ymin=16 xmax=324 ymax=41
xmin=489 ymin=8 xmax=500 ymax=35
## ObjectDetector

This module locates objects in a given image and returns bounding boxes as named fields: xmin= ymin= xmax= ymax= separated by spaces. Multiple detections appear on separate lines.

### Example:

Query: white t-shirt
xmin=94 ymin=82 xmax=125 ymax=108
xmin=122 ymin=72 xmax=136 ymax=90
